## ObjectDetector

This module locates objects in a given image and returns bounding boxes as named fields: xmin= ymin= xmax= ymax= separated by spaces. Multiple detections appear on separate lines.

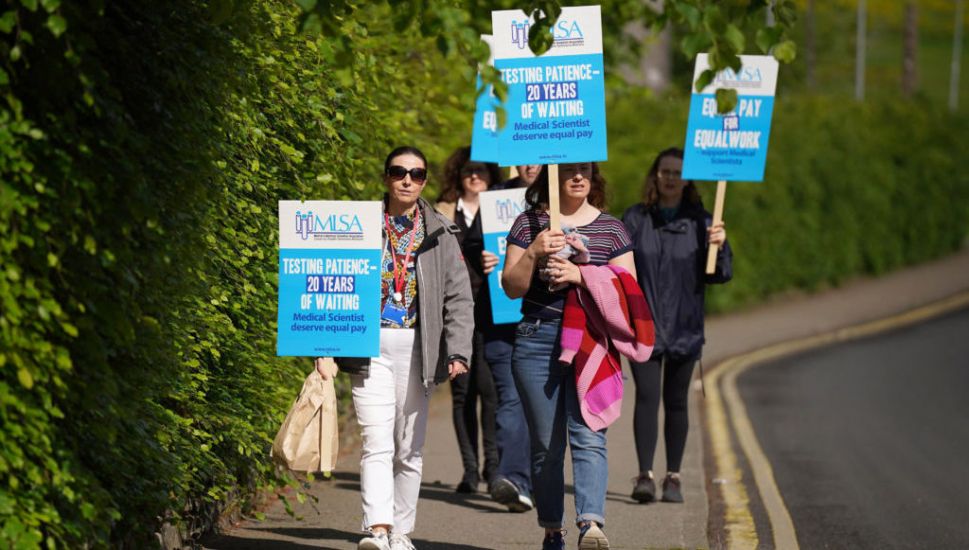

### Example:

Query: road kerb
xmin=706 ymin=290 xmax=969 ymax=549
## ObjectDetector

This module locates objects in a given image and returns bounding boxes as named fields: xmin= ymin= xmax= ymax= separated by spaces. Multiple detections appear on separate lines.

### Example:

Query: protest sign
xmin=491 ymin=5 xmax=606 ymax=227
xmin=277 ymin=200 xmax=382 ymax=357
xmin=479 ymin=187 xmax=528 ymax=324
xmin=681 ymin=54 xmax=779 ymax=272
xmin=491 ymin=6 xmax=607 ymax=167
xmin=471 ymin=35 xmax=500 ymax=163
xmin=682 ymin=54 xmax=779 ymax=182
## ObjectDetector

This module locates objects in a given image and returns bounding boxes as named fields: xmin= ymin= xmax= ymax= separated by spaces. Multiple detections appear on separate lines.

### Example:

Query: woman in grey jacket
xmin=323 ymin=146 xmax=474 ymax=550
xmin=622 ymin=147 xmax=731 ymax=505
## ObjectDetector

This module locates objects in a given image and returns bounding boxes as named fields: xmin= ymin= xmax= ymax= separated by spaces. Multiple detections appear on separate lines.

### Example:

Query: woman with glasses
xmin=621 ymin=147 xmax=732 ymax=505
xmin=434 ymin=146 xmax=502 ymax=494
xmin=329 ymin=146 xmax=473 ymax=550
xmin=501 ymin=163 xmax=636 ymax=550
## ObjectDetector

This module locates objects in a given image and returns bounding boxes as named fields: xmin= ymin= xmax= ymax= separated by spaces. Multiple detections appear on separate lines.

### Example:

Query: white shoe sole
xmin=578 ymin=524 xmax=610 ymax=550
xmin=358 ymin=539 xmax=390 ymax=550
xmin=491 ymin=478 xmax=533 ymax=513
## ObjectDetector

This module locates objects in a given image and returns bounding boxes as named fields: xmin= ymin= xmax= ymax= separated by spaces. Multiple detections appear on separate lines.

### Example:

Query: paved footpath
xmin=202 ymin=249 xmax=969 ymax=550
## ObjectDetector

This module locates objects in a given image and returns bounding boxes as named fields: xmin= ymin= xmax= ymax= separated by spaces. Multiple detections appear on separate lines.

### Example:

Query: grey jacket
xmin=336 ymin=197 xmax=474 ymax=387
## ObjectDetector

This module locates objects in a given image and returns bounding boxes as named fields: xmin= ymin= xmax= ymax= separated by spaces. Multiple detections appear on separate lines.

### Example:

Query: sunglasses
xmin=460 ymin=164 xmax=489 ymax=177
xmin=386 ymin=165 xmax=428 ymax=183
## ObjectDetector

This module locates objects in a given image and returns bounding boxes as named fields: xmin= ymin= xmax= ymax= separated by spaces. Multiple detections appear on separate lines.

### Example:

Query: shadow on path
xmin=332 ymin=470 xmax=507 ymax=514
xmin=200 ymin=529 xmax=342 ymax=549
xmin=203 ymin=526 xmax=492 ymax=550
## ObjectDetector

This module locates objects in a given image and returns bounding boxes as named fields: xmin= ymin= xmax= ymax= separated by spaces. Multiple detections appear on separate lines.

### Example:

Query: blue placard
xmin=483 ymin=232 xmax=520 ymax=324
xmin=492 ymin=6 xmax=607 ymax=165
xmin=471 ymin=36 xmax=500 ymax=163
xmin=277 ymin=201 xmax=382 ymax=357
xmin=479 ymin=188 xmax=527 ymax=324
xmin=682 ymin=54 xmax=779 ymax=182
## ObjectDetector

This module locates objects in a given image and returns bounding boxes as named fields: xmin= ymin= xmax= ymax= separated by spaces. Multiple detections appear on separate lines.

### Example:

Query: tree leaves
xmin=773 ymin=39 xmax=797 ymax=63
xmin=756 ymin=26 xmax=783 ymax=54
xmin=0 ymin=11 xmax=16 ymax=33
xmin=664 ymin=0 xmax=797 ymax=110
xmin=715 ymin=87 xmax=739 ymax=113
xmin=676 ymin=3 xmax=702 ymax=30
xmin=45 ymin=14 xmax=66 ymax=37
xmin=695 ymin=68 xmax=715 ymax=92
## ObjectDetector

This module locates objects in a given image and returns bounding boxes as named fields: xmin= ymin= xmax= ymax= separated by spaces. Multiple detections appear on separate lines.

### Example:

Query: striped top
xmin=506 ymin=209 xmax=633 ymax=320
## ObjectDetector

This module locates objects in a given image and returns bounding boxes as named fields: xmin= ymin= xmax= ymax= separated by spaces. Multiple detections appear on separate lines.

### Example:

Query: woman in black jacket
xmin=435 ymin=146 xmax=502 ymax=494
xmin=621 ymin=147 xmax=731 ymax=504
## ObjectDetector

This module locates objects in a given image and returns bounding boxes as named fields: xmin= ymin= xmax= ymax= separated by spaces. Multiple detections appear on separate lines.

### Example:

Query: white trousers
xmin=351 ymin=328 xmax=431 ymax=535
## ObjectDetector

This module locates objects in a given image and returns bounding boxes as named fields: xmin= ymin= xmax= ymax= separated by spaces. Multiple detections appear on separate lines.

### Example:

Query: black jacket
xmin=622 ymin=201 xmax=732 ymax=361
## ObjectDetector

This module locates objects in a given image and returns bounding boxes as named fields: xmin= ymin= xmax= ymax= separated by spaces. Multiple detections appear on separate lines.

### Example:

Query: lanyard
xmin=384 ymin=206 xmax=421 ymax=303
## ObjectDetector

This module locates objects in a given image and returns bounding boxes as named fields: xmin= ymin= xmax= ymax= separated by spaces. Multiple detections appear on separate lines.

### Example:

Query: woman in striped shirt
xmin=501 ymin=162 xmax=635 ymax=550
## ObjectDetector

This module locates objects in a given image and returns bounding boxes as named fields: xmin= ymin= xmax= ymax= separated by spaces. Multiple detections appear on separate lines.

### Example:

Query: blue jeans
xmin=512 ymin=317 xmax=608 ymax=529
xmin=484 ymin=324 xmax=532 ymax=494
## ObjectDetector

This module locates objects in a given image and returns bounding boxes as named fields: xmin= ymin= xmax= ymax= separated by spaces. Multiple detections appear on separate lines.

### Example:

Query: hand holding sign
xmin=481 ymin=250 xmax=499 ymax=274
xmin=707 ymin=221 xmax=727 ymax=247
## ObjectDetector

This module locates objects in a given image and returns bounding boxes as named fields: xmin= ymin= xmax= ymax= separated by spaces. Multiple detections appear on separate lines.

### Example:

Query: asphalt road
xmin=738 ymin=307 xmax=969 ymax=549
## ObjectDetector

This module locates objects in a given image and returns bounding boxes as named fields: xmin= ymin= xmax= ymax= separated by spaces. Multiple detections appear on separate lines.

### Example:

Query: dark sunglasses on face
xmin=386 ymin=165 xmax=428 ymax=183
xmin=460 ymin=164 xmax=489 ymax=177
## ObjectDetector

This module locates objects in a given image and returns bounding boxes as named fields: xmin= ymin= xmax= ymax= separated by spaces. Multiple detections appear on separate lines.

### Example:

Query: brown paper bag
xmin=272 ymin=362 xmax=339 ymax=473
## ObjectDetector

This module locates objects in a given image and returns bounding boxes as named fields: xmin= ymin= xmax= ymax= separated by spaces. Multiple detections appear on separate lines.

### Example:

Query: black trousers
xmin=630 ymin=354 xmax=696 ymax=474
xmin=450 ymin=330 xmax=499 ymax=480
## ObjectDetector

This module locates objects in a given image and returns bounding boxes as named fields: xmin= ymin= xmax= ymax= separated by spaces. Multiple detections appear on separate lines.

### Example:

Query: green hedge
xmin=0 ymin=1 xmax=470 ymax=547
xmin=602 ymin=91 xmax=969 ymax=312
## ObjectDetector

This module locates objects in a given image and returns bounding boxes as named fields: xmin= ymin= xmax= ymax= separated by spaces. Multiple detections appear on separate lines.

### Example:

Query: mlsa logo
xmin=510 ymin=18 xmax=584 ymax=50
xmin=714 ymin=66 xmax=763 ymax=86
xmin=495 ymin=199 xmax=525 ymax=225
xmin=553 ymin=19 xmax=583 ymax=40
xmin=295 ymin=210 xmax=364 ymax=240
xmin=510 ymin=20 xmax=530 ymax=50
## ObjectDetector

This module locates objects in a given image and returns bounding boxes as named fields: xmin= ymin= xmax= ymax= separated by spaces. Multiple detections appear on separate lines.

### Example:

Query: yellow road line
xmin=706 ymin=361 xmax=758 ymax=548
xmin=706 ymin=290 xmax=969 ymax=549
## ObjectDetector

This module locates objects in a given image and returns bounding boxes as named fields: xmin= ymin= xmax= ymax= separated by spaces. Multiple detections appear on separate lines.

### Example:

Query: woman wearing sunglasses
xmin=434 ymin=146 xmax=503 ymax=495
xmin=328 ymin=146 xmax=473 ymax=550
xmin=501 ymin=163 xmax=637 ymax=550
xmin=621 ymin=147 xmax=731 ymax=505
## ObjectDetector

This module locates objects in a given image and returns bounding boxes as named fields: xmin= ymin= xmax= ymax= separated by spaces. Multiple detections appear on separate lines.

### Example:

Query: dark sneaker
xmin=456 ymin=471 xmax=479 ymax=493
xmin=483 ymin=465 xmax=498 ymax=491
xmin=661 ymin=473 xmax=684 ymax=503
xmin=490 ymin=477 xmax=533 ymax=512
xmin=577 ymin=523 xmax=609 ymax=550
xmin=630 ymin=472 xmax=656 ymax=503
xmin=542 ymin=530 xmax=566 ymax=550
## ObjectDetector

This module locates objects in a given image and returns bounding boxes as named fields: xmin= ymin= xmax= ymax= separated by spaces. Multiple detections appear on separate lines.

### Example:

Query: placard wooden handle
xmin=547 ymin=164 xmax=560 ymax=231
xmin=705 ymin=180 xmax=727 ymax=275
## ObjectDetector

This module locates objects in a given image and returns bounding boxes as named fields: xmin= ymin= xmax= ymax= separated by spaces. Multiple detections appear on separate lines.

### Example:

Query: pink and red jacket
xmin=559 ymin=265 xmax=655 ymax=431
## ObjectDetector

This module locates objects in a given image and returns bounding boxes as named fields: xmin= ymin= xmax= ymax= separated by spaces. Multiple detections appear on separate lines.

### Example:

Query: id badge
xmin=381 ymin=302 xmax=408 ymax=325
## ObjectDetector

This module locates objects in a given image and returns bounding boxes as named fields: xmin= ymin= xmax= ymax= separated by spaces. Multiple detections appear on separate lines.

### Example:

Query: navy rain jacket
xmin=622 ymin=201 xmax=732 ymax=362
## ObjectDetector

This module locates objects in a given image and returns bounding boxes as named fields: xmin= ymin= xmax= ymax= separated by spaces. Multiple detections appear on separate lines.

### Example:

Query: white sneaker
xmin=358 ymin=531 xmax=392 ymax=550
xmin=390 ymin=532 xmax=417 ymax=550
xmin=577 ymin=522 xmax=609 ymax=550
